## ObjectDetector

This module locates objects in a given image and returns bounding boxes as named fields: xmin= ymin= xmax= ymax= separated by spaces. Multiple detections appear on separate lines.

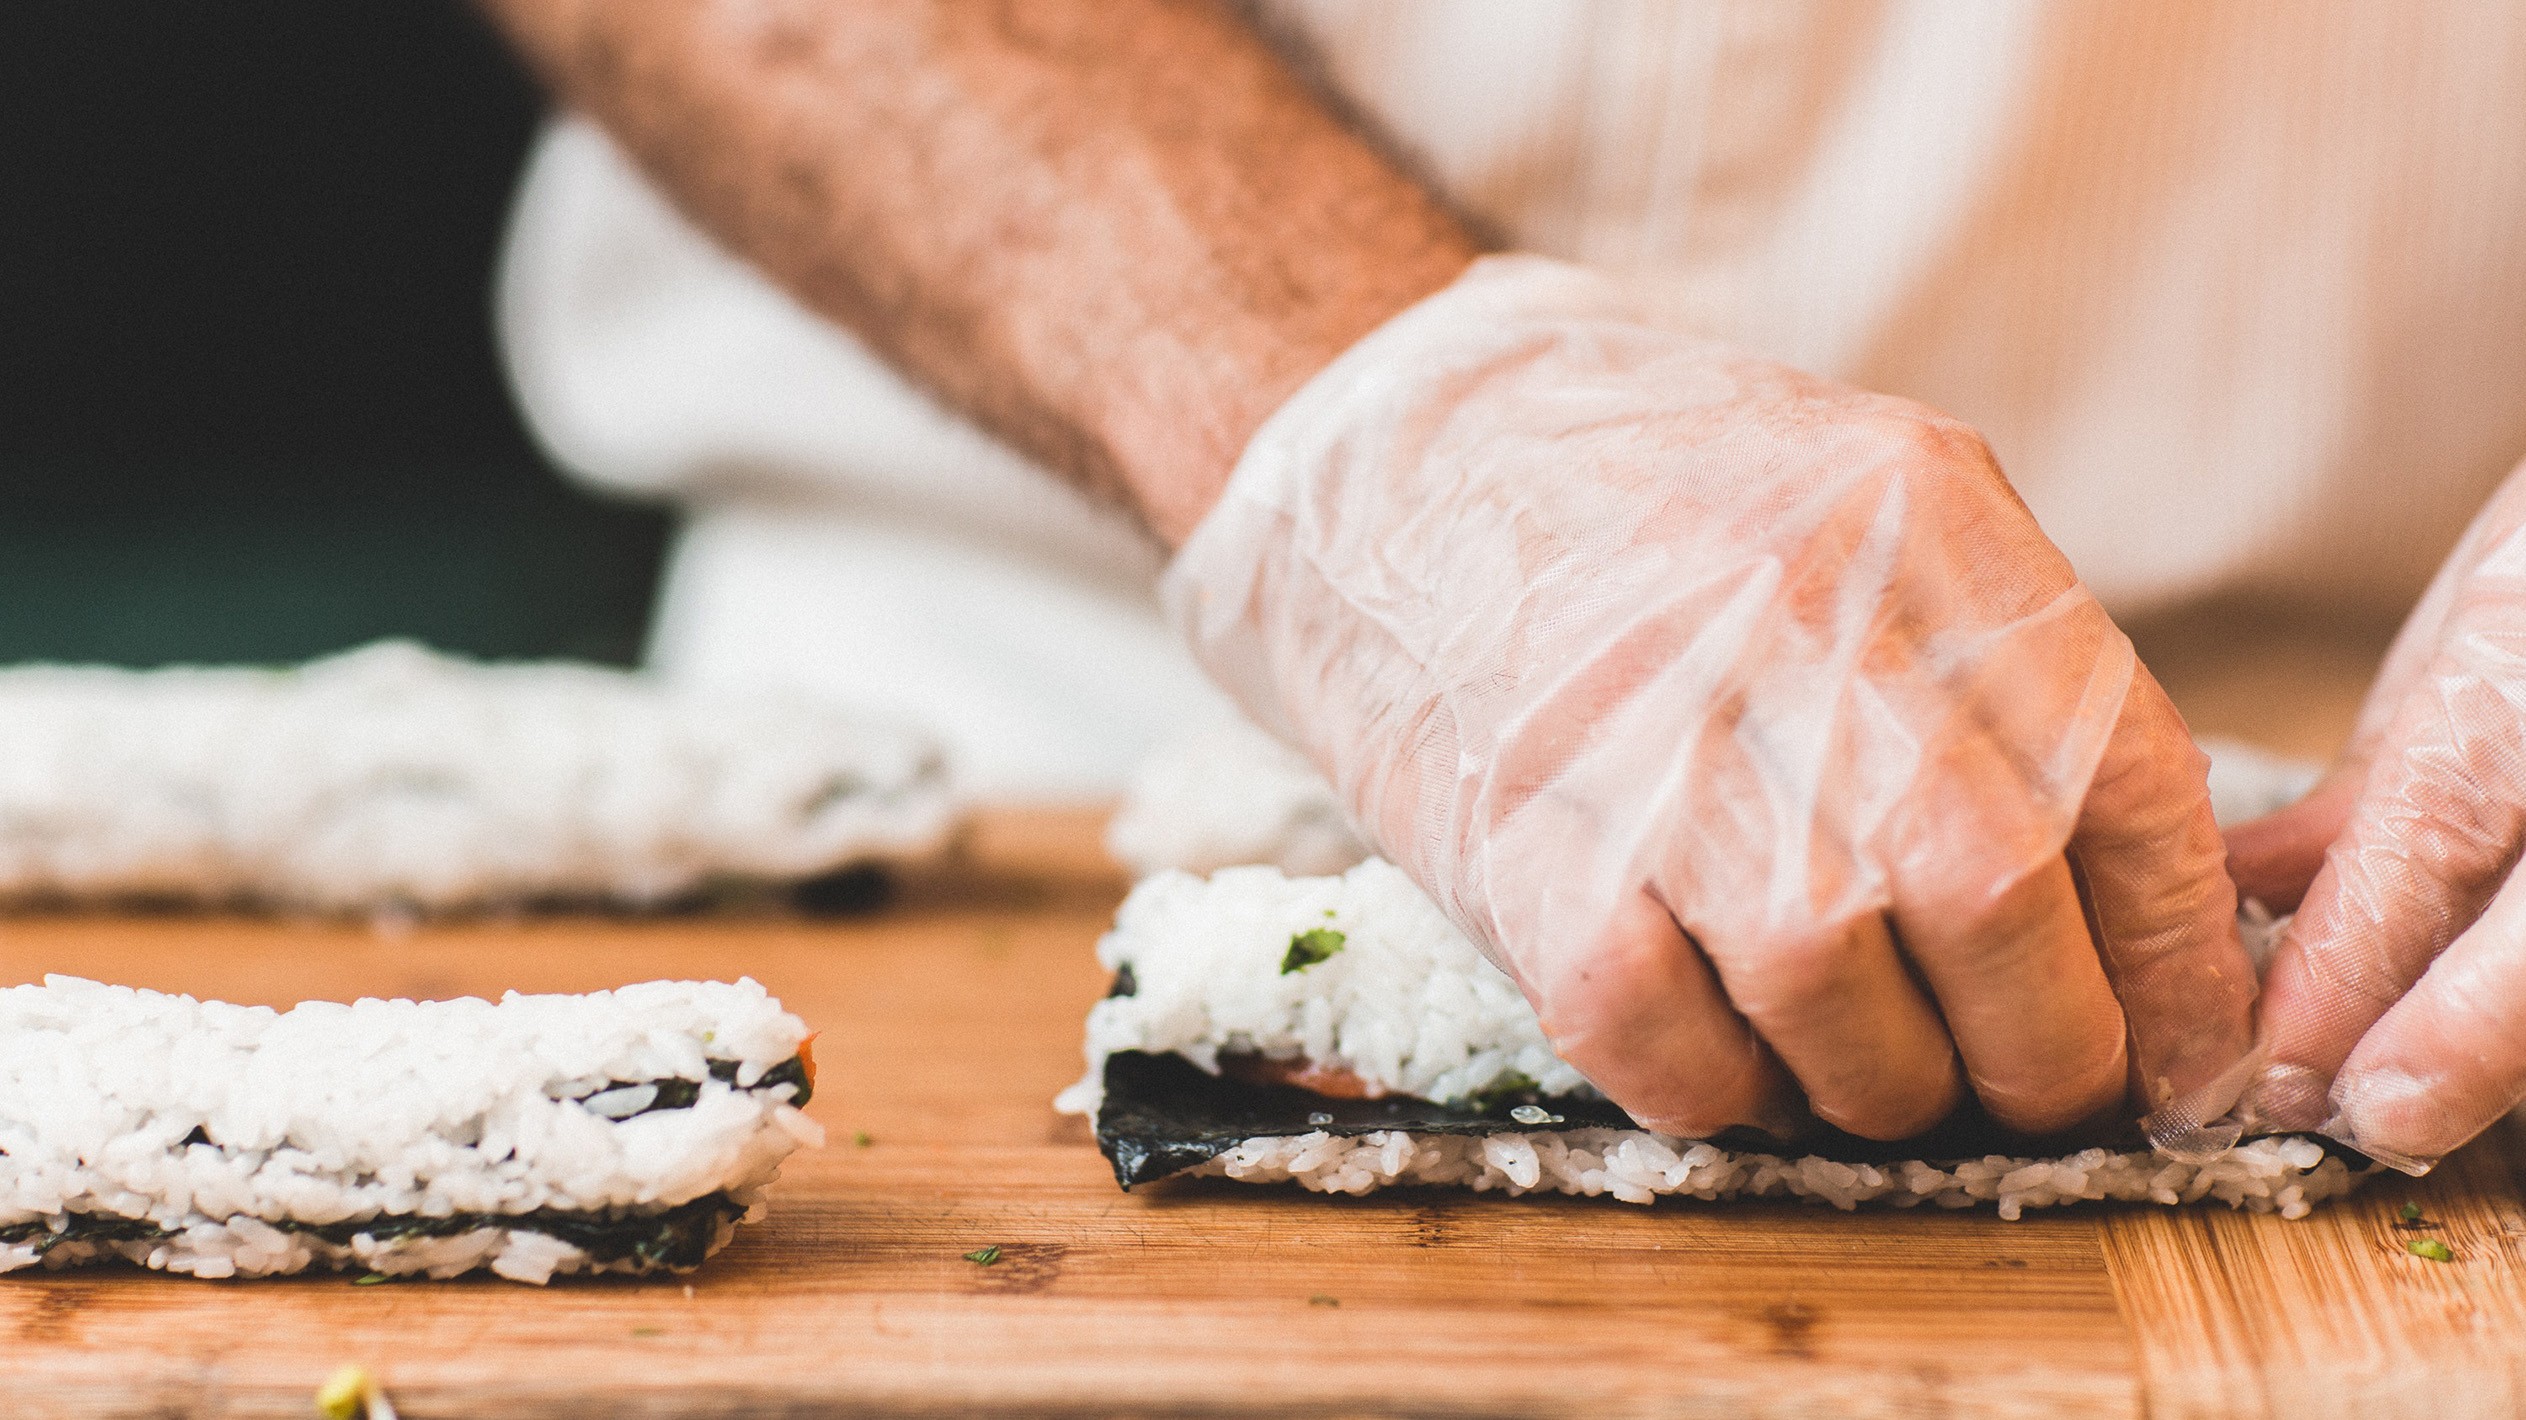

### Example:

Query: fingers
xmin=2221 ymin=770 xmax=2361 ymax=914
xmin=2251 ymin=666 xmax=2526 ymax=1132
xmin=1530 ymin=889 xmax=1795 ymax=1138
xmin=1693 ymin=909 xmax=1963 ymax=1141
xmin=2065 ymin=672 xmax=2257 ymax=1131
xmin=1892 ymin=844 xmax=2126 ymax=1137
xmin=2332 ymin=860 xmax=2526 ymax=1168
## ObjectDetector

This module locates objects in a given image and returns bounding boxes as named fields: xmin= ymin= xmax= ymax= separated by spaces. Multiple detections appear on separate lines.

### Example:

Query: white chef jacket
xmin=496 ymin=0 xmax=2526 ymax=798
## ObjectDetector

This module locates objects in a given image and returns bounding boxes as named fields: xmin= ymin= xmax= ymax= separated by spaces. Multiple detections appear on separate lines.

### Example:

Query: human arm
xmin=476 ymin=0 xmax=2255 ymax=1145
xmin=473 ymin=0 xmax=1475 ymax=543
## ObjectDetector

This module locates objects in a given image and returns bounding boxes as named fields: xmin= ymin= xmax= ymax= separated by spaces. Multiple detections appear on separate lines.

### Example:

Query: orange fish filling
xmin=1219 ymin=1053 xmax=1387 ymax=1100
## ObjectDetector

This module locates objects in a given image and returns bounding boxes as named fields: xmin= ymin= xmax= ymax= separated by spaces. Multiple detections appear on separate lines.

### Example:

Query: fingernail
xmin=2334 ymin=1069 xmax=2448 ymax=1170
xmin=2239 ymin=1063 xmax=2332 ymax=1133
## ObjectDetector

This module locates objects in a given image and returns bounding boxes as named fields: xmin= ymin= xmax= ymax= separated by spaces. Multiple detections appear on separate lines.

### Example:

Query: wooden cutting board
xmin=2 ymin=808 xmax=2522 ymax=1420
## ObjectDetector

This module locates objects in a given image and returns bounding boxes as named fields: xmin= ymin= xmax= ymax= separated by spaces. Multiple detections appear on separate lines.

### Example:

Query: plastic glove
xmin=2225 ymin=454 xmax=2526 ymax=1172
xmin=1163 ymin=256 xmax=2253 ymax=1145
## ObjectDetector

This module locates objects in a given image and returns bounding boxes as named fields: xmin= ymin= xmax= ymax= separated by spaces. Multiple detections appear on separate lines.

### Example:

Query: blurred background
xmin=0 ymin=0 xmax=2440 ymax=776
xmin=0 ymin=0 xmax=668 ymax=667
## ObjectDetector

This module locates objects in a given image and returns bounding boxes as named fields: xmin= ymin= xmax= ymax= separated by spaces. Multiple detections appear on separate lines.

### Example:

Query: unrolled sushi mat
xmin=2 ymin=809 xmax=2522 ymax=1420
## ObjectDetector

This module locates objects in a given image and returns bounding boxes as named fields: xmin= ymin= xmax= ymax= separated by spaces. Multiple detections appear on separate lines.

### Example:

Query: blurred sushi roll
xmin=1105 ymin=715 xmax=1372 ymax=880
xmin=0 ymin=975 xmax=822 ymax=1282
xmin=1060 ymin=861 xmax=2374 ymax=1219
xmin=0 ymin=641 xmax=957 ymax=911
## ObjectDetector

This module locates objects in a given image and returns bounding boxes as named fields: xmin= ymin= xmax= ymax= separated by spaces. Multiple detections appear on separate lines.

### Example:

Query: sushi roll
xmin=1058 ymin=861 xmax=2373 ymax=1220
xmin=0 ymin=975 xmax=822 ymax=1282
xmin=0 ymin=640 xmax=957 ymax=912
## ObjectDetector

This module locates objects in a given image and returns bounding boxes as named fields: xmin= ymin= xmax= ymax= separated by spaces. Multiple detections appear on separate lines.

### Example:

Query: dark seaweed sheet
xmin=603 ymin=1053 xmax=814 ymax=1117
xmin=1093 ymin=1050 xmax=2368 ymax=1190
xmin=0 ymin=1050 xmax=812 ymax=1272
xmin=0 ymin=1190 xmax=747 ymax=1271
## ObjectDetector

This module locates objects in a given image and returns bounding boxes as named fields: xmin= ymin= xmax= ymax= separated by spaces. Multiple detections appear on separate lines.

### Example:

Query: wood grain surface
xmin=4 ymin=627 xmax=2514 ymax=1418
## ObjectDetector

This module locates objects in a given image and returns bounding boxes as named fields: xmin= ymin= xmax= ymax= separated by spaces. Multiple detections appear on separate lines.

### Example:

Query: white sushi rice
xmin=1105 ymin=716 xmax=2317 ymax=881
xmin=1188 ymin=1129 xmax=2361 ymax=1221
xmin=1063 ymin=859 xmax=1581 ymax=1114
xmin=1061 ymin=860 xmax=2371 ymax=1217
xmin=0 ymin=975 xmax=822 ymax=1282
xmin=0 ymin=640 xmax=957 ymax=911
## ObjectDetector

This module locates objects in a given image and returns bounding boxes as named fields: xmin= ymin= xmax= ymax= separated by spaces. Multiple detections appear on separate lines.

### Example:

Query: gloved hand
xmin=1163 ymin=256 xmax=2253 ymax=1145
xmin=2226 ymin=454 xmax=2526 ymax=1172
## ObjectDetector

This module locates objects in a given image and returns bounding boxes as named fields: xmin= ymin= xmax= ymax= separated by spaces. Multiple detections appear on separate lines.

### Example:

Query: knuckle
xmin=1909 ymin=861 xmax=2069 ymax=976
xmin=1533 ymin=928 xmax=1677 ymax=1029
xmin=1715 ymin=931 xmax=1854 ymax=1026
xmin=1872 ymin=408 xmax=2002 ymax=480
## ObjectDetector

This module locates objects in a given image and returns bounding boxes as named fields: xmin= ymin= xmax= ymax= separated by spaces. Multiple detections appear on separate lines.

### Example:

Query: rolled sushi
xmin=0 ymin=975 xmax=822 ymax=1282
xmin=1058 ymin=860 xmax=2370 ymax=1220
xmin=0 ymin=640 xmax=956 ymax=912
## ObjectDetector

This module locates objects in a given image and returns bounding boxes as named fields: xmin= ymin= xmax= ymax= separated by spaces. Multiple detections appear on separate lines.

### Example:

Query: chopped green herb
xmin=1308 ymin=1294 xmax=1340 ymax=1308
xmin=1322 ymin=909 xmax=1337 ymax=918
xmin=1465 ymin=1071 xmax=1541 ymax=1113
xmin=352 ymin=1273 xmax=390 ymax=1286
xmin=630 ymin=1326 xmax=666 ymax=1338
xmin=964 ymin=1245 xmax=1003 ymax=1266
xmin=853 ymin=1131 xmax=873 ymax=1148
xmin=2406 ymin=1238 xmax=2456 ymax=1263
xmin=2400 ymin=1201 xmax=2425 ymax=1223
xmin=1280 ymin=927 xmax=1347 ymax=974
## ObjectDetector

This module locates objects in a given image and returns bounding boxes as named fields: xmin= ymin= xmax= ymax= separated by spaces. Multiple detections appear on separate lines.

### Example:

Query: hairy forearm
xmin=476 ymin=0 xmax=1478 ymax=542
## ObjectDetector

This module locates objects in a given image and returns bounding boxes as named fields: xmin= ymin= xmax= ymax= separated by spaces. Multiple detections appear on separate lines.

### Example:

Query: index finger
xmin=2248 ymin=662 xmax=2526 ymax=1138
xmin=2066 ymin=668 xmax=2258 ymax=1152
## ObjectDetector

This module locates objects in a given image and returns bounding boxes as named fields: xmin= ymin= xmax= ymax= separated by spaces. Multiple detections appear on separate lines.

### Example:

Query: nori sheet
xmin=0 ymin=1191 xmax=746 ymax=1271
xmin=613 ymin=1053 xmax=814 ymax=1116
xmin=0 ymin=1050 xmax=812 ymax=1270
xmin=1092 ymin=1050 xmax=2369 ymax=1190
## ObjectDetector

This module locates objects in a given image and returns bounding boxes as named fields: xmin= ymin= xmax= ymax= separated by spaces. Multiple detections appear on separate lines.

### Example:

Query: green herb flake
xmin=2406 ymin=1238 xmax=2457 ymax=1263
xmin=351 ymin=1273 xmax=390 ymax=1286
xmin=963 ymin=1245 xmax=1003 ymax=1266
xmin=1308 ymin=1294 xmax=1340 ymax=1308
xmin=1465 ymin=1071 xmax=1541 ymax=1113
xmin=2400 ymin=1201 xmax=2425 ymax=1223
xmin=1280 ymin=927 xmax=1347 ymax=975
xmin=853 ymin=1131 xmax=873 ymax=1148
xmin=630 ymin=1326 xmax=667 ymax=1338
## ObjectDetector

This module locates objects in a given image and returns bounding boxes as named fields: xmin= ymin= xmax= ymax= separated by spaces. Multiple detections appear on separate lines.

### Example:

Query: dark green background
xmin=0 ymin=1 xmax=668 ymax=666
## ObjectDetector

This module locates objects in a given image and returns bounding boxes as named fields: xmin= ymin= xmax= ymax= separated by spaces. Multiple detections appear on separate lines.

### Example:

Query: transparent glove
xmin=2226 ymin=454 xmax=2526 ymax=1172
xmin=1163 ymin=256 xmax=2253 ymax=1145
